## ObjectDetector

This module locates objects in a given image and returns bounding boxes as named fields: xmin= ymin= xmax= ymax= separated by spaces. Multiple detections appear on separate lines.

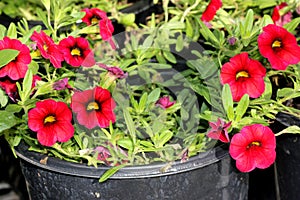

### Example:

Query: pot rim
xmin=16 ymin=143 xmax=229 ymax=179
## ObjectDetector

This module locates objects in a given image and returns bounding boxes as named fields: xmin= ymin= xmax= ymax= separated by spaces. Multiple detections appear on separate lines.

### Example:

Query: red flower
xmin=82 ymin=8 xmax=107 ymax=25
xmin=229 ymin=124 xmax=276 ymax=172
xmin=258 ymin=24 xmax=300 ymax=70
xmin=220 ymin=52 xmax=266 ymax=101
xmin=71 ymin=86 xmax=116 ymax=129
xmin=28 ymin=99 xmax=74 ymax=147
xmin=0 ymin=78 xmax=18 ymax=101
xmin=30 ymin=31 xmax=64 ymax=68
xmin=0 ymin=37 xmax=31 ymax=80
xmin=59 ymin=36 xmax=95 ymax=67
xmin=155 ymin=96 xmax=175 ymax=109
xmin=201 ymin=0 xmax=222 ymax=22
xmin=207 ymin=118 xmax=231 ymax=143
xmin=99 ymin=18 xmax=116 ymax=49
xmin=271 ymin=3 xmax=292 ymax=26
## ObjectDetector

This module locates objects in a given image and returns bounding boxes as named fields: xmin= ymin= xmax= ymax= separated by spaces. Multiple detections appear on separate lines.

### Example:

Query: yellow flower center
xmin=247 ymin=141 xmax=261 ymax=149
xmin=44 ymin=115 xmax=56 ymax=124
xmin=71 ymin=48 xmax=81 ymax=56
xmin=87 ymin=102 xmax=99 ymax=111
xmin=31 ymin=50 xmax=41 ymax=57
xmin=91 ymin=17 xmax=99 ymax=24
xmin=236 ymin=71 xmax=249 ymax=80
xmin=43 ymin=44 xmax=48 ymax=51
xmin=272 ymin=40 xmax=282 ymax=48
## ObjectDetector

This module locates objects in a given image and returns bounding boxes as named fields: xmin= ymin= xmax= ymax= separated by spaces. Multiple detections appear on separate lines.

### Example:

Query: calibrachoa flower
xmin=99 ymin=18 xmax=116 ymax=49
xmin=30 ymin=30 xmax=64 ymax=68
xmin=28 ymin=99 xmax=74 ymax=147
xmin=201 ymin=0 xmax=222 ymax=22
xmin=0 ymin=37 xmax=31 ymax=80
xmin=271 ymin=3 xmax=292 ymax=26
xmin=53 ymin=78 xmax=72 ymax=91
xmin=220 ymin=52 xmax=266 ymax=101
xmin=71 ymin=86 xmax=116 ymax=129
xmin=59 ymin=36 xmax=95 ymax=67
xmin=82 ymin=8 xmax=107 ymax=25
xmin=0 ymin=78 xmax=18 ymax=101
xmin=229 ymin=124 xmax=276 ymax=172
xmin=258 ymin=24 xmax=300 ymax=70
xmin=207 ymin=118 xmax=231 ymax=143
xmin=155 ymin=96 xmax=175 ymax=109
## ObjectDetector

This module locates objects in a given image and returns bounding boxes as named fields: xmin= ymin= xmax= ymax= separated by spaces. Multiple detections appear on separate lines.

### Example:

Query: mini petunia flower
xmin=53 ymin=78 xmax=72 ymax=91
xmin=95 ymin=144 xmax=128 ymax=166
xmin=155 ymin=96 xmax=175 ymax=109
xmin=71 ymin=86 xmax=116 ymax=129
xmin=82 ymin=8 xmax=107 ymax=26
xmin=59 ymin=36 xmax=95 ymax=67
xmin=258 ymin=24 xmax=300 ymax=70
xmin=99 ymin=18 xmax=116 ymax=49
xmin=271 ymin=3 xmax=292 ymax=26
xmin=201 ymin=0 xmax=222 ymax=22
xmin=0 ymin=37 xmax=31 ymax=80
xmin=98 ymin=63 xmax=128 ymax=79
xmin=28 ymin=99 xmax=74 ymax=147
xmin=32 ymin=75 xmax=42 ymax=88
xmin=229 ymin=124 xmax=276 ymax=172
xmin=207 ymin=118 xmax=231 ymax=143
xmin=30 ymin=30 xmax=64 ymax=68
xmin=0 ymin=78 xmax=18 ymax=102
xmin=220 ymin=52 xmax=266 ymax=101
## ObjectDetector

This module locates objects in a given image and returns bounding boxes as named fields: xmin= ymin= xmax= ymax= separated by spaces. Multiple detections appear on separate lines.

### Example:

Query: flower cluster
xmin=0 ymin=0 xmax=300 ymax=178
xmin=202 ymin=1 xmax=300 ymax=172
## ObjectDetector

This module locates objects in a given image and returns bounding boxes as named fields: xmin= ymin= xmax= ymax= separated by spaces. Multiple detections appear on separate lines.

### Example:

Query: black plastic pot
xmin=16 ymin=143 xmax=248 ymax=200
xmin=272 ymin=112 xmax=300 ymax=200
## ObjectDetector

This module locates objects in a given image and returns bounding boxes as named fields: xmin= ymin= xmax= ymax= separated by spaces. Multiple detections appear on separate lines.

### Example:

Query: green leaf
xmin=5 ymin=104 xmax=22 ymax=113
xmin=175 ymin=33 xmax=184 ymax=52
xmin=277 ymin=88 xmax=296 ymax=98
xmin=0 ymin=25 xmax=7 ymax=40
xmin=243 ymin=9 xmax=254 ymax=36
xmin=117 ymin=138 xmax=134 ymax=150
xmin=0 ymin=111 xmax=17 ymax=132
xmin=138 ymin=92 xmax=148 ymax=112
xmin=0 ymin=89 xmax=8 ymax=107
xmin=158 ymin=130 xmax=173 ymax=147
xmin=235 ymin=94 xmax=249 ymax=121
xmin=41 ymin=0 xmax=51 ymax=11
xmin=7 ymin=23 xmax=17 ymax=38
xmin=277 ymin=126 xmax=300 ymax=135
xmin=28 ymin=61 xmax=39 ymax=75
xmin=147 ymin=88 xmax=161 ymax=104
xmin=163 ymin=50 xmax=176 ymax=64
xmin=123 ymin=108 xmax=136 ymax=144
xmin=99 ymin=164 xmax=126 ymax=182
xmin=284 ymin=17 xmax=300 ymax=33
xmin=0 ymin=49 xmax=19 ymax=69
xmin=185 ymin=17 xmax=193 ymax=39
xmin=119 ymin=13 xmax=135 ymax=26
xmin=198 ymin=18 xmax=219 ymax=47
xmin=21 ymin=68 xmax=33 ymax=102
xmin=222 ymin=84 xmax=234 ymax=120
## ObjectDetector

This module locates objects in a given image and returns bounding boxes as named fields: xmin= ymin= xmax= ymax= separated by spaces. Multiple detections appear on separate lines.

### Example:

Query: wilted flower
xmin=155 ymin=96 xmax=175 ymax=109
xmin=207 ymin=118 xmax=231 ymax=143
